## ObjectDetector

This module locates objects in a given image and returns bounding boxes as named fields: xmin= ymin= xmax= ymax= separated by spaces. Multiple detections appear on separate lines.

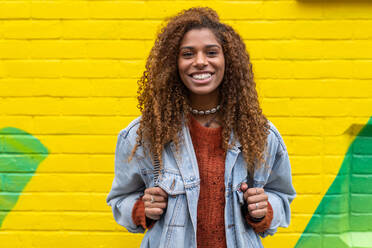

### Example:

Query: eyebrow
xmin=180 ymin=44 xmax=221 ymax=50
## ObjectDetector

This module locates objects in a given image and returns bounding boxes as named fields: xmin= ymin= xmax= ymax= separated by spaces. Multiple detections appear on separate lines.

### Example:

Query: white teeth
xmin=192 ymin=73 xmax=211 ymax=80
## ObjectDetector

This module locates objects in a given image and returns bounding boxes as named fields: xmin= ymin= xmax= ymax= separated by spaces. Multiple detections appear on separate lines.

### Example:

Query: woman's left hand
xmin=240 ymin=183 xmax=268 ymax=219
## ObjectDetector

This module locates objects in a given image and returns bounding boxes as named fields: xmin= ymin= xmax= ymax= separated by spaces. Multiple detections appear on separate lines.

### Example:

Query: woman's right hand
xmin=143 ymin=187 xmax=168 ymax=220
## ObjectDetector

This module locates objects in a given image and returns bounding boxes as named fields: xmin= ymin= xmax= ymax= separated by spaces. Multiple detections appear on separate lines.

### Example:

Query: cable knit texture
xmin=188 ymin=115 xmax=227 ymax=248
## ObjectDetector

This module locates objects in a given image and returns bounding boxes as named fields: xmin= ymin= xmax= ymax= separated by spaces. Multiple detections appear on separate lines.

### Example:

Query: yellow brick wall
xmin=0 ymin=1 xmax=372 ymax=247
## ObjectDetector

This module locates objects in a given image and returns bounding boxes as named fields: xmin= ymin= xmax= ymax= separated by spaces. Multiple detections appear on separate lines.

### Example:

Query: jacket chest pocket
xmin=252 ymin=165 xmax=271 ymax=188
xmin=158 ymin=171 xmax=188 ymax=227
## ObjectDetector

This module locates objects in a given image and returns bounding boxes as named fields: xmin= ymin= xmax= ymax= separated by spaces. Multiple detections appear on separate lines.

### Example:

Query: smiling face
xmin=178 ymin=28 xmax=225 ymax=107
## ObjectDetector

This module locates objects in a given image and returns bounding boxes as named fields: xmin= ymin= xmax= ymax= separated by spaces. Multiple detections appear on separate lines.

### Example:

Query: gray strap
xmin=153 ymin=154 xmax=160 ymax=187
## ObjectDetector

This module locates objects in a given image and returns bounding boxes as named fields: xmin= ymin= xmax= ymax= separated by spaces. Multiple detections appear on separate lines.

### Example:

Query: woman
xmin=107 ymin=7 xmax=295 ymax=248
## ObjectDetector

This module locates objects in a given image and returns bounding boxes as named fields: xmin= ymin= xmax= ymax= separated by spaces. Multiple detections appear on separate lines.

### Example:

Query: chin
xmin=189 ymin=87 xmax=217 ymax=96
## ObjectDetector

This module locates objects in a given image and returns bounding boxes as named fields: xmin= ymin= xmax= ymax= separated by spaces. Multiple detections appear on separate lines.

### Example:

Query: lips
xmin=190 ymin=70 xmax=214 ymax=76
xmin=192 ymin=73 xmax=211 ymax=80
xmin=188 ymin=72 xmax=214 ymax=84
xmin=189 ymin=71 xmax=215 ymax=82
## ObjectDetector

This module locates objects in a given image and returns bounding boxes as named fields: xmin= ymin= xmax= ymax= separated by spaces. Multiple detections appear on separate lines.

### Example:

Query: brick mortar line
xmin=3 ymin=58 xmax=372 ymax=61
xmin=0 ymin=172 xmax=114 ymax=175
xmin=2 ymin=18 xmax=372 ymax=20
xmin=2 ymin=38 xmax=372 ymax=41
xmin=3 ymin=96 xmax=372 ymax=99
xmin=0 ymin=210 xmax=111 ymax=213
xmin=0 ymin=230 xmax=136 ymax=234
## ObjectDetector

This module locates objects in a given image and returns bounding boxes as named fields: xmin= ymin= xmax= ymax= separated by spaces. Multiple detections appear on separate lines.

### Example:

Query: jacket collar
xmin=228 ymin=131 xmax=242 ymax=150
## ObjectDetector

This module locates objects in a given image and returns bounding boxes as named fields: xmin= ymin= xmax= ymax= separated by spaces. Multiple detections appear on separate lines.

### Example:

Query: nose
xmin=193 ymin=52 xmax=208 ymax=68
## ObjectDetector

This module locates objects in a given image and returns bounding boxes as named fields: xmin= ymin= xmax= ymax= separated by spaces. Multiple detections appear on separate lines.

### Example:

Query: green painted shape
xmin=0 ymin=127 xmax=48 ymax=228
xmin=295 ymin=117 xmax=372 ymax=248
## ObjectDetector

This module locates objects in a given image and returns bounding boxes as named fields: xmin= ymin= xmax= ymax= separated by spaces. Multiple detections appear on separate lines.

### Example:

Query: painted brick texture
xmin=0 ymin=1 xmax=372 ymax=248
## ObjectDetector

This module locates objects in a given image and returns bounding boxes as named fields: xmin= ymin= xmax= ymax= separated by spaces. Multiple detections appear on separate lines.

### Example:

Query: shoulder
xmin=266 ymin=120 xmax=287 ymax=152
xmin=118 ymin=116 xmax=142 ymax=142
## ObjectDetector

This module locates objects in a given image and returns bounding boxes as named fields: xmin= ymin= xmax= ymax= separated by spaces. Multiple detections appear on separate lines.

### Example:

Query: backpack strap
xmin=153 ymin=154 xmax=161 ymax=187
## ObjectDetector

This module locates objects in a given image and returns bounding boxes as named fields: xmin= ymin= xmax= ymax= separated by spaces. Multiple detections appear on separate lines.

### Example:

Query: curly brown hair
xmin=131 ymin=7 xmax=269 ymax=173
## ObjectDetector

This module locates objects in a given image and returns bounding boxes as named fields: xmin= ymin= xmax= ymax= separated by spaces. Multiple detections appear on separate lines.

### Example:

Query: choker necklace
xmin=189 ymin=105 xmax=221 ymax=115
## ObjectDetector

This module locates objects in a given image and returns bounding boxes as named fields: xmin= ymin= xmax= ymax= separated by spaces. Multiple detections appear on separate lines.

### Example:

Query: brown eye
xmin=182 ymin=51 xmax=193 ymax=57
xmin=207 ymin=50 xmax=218 ymax=56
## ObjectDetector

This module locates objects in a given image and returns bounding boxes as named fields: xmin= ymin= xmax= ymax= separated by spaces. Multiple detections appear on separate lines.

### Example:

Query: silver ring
xmin=150 ymin=195 xmax=155 ymax=203
xmin=255 ymin=203 xmax=259 ymax=209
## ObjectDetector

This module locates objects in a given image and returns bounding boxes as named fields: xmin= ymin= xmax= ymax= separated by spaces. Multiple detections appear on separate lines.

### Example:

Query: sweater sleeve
xmin=245 ymin=202 xmax=273 ymax=233
xmin=132 ymin=196 xmax=156 ymax=229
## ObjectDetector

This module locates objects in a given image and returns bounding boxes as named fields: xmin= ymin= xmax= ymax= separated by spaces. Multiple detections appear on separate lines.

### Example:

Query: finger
xmin=145 ymin=207 xmax=164 ymax=219
xmin=145 ymin=209 xmax=164 ymax=220
xmin=146 ymin=214 xmax=161 ymax=220
xmin=246 ymin=194 xmax=268 ymax=204
xmin=247 ymin=201 xmax=268 ymax=212
xmin=244 ymin=187 xmax=265 ymax=197
xmin=243 ymin=188 xmax=259 ymax=200
xmin=154 ymin=187 xmax=168 ymax=198
xmin=240 ymin=182 xmax=248 ymax=192
xmin=145 ymin=187 xmax=168 ymax=198
xmin=144 ymin=187 xmax=160 ymax=195
xmin=144 ymin=201 xmax=167 ymax=209
xmin=249 ymin=209 xmax=267 ymax=219
xmin=142 ymin=194 xmax=167 ymax=203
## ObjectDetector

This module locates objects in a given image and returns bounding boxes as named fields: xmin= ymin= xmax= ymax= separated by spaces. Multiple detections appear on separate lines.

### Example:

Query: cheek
xmin=178 ymin=61 xmax=187 ymax=75
xmin=177 ymin=57 xmax=188 ymax=69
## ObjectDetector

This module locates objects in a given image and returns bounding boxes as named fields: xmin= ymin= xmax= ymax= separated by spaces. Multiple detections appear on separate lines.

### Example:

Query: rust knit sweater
xmin=131 ymin=116 xmax=273 ymax=246
xmin=189 ymin=116 xmax=274 ymax=246
xmin=188 ymin=115 xmax=227 ymax=247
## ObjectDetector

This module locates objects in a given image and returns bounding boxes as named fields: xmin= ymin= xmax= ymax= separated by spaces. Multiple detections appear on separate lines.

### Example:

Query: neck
xmin=190 ymin=111 xmax=222 ymax=128
xmin=189 ymin=92 xmax=220 ymax=110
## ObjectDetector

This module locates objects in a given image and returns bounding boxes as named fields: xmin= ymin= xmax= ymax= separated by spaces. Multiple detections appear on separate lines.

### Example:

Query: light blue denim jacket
xmin=107 ymin=117 xmax=296 ymax=248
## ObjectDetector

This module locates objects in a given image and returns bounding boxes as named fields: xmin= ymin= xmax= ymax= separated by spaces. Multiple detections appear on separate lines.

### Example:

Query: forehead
xmin=180 ymin=28 xmax=220 ymax=48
